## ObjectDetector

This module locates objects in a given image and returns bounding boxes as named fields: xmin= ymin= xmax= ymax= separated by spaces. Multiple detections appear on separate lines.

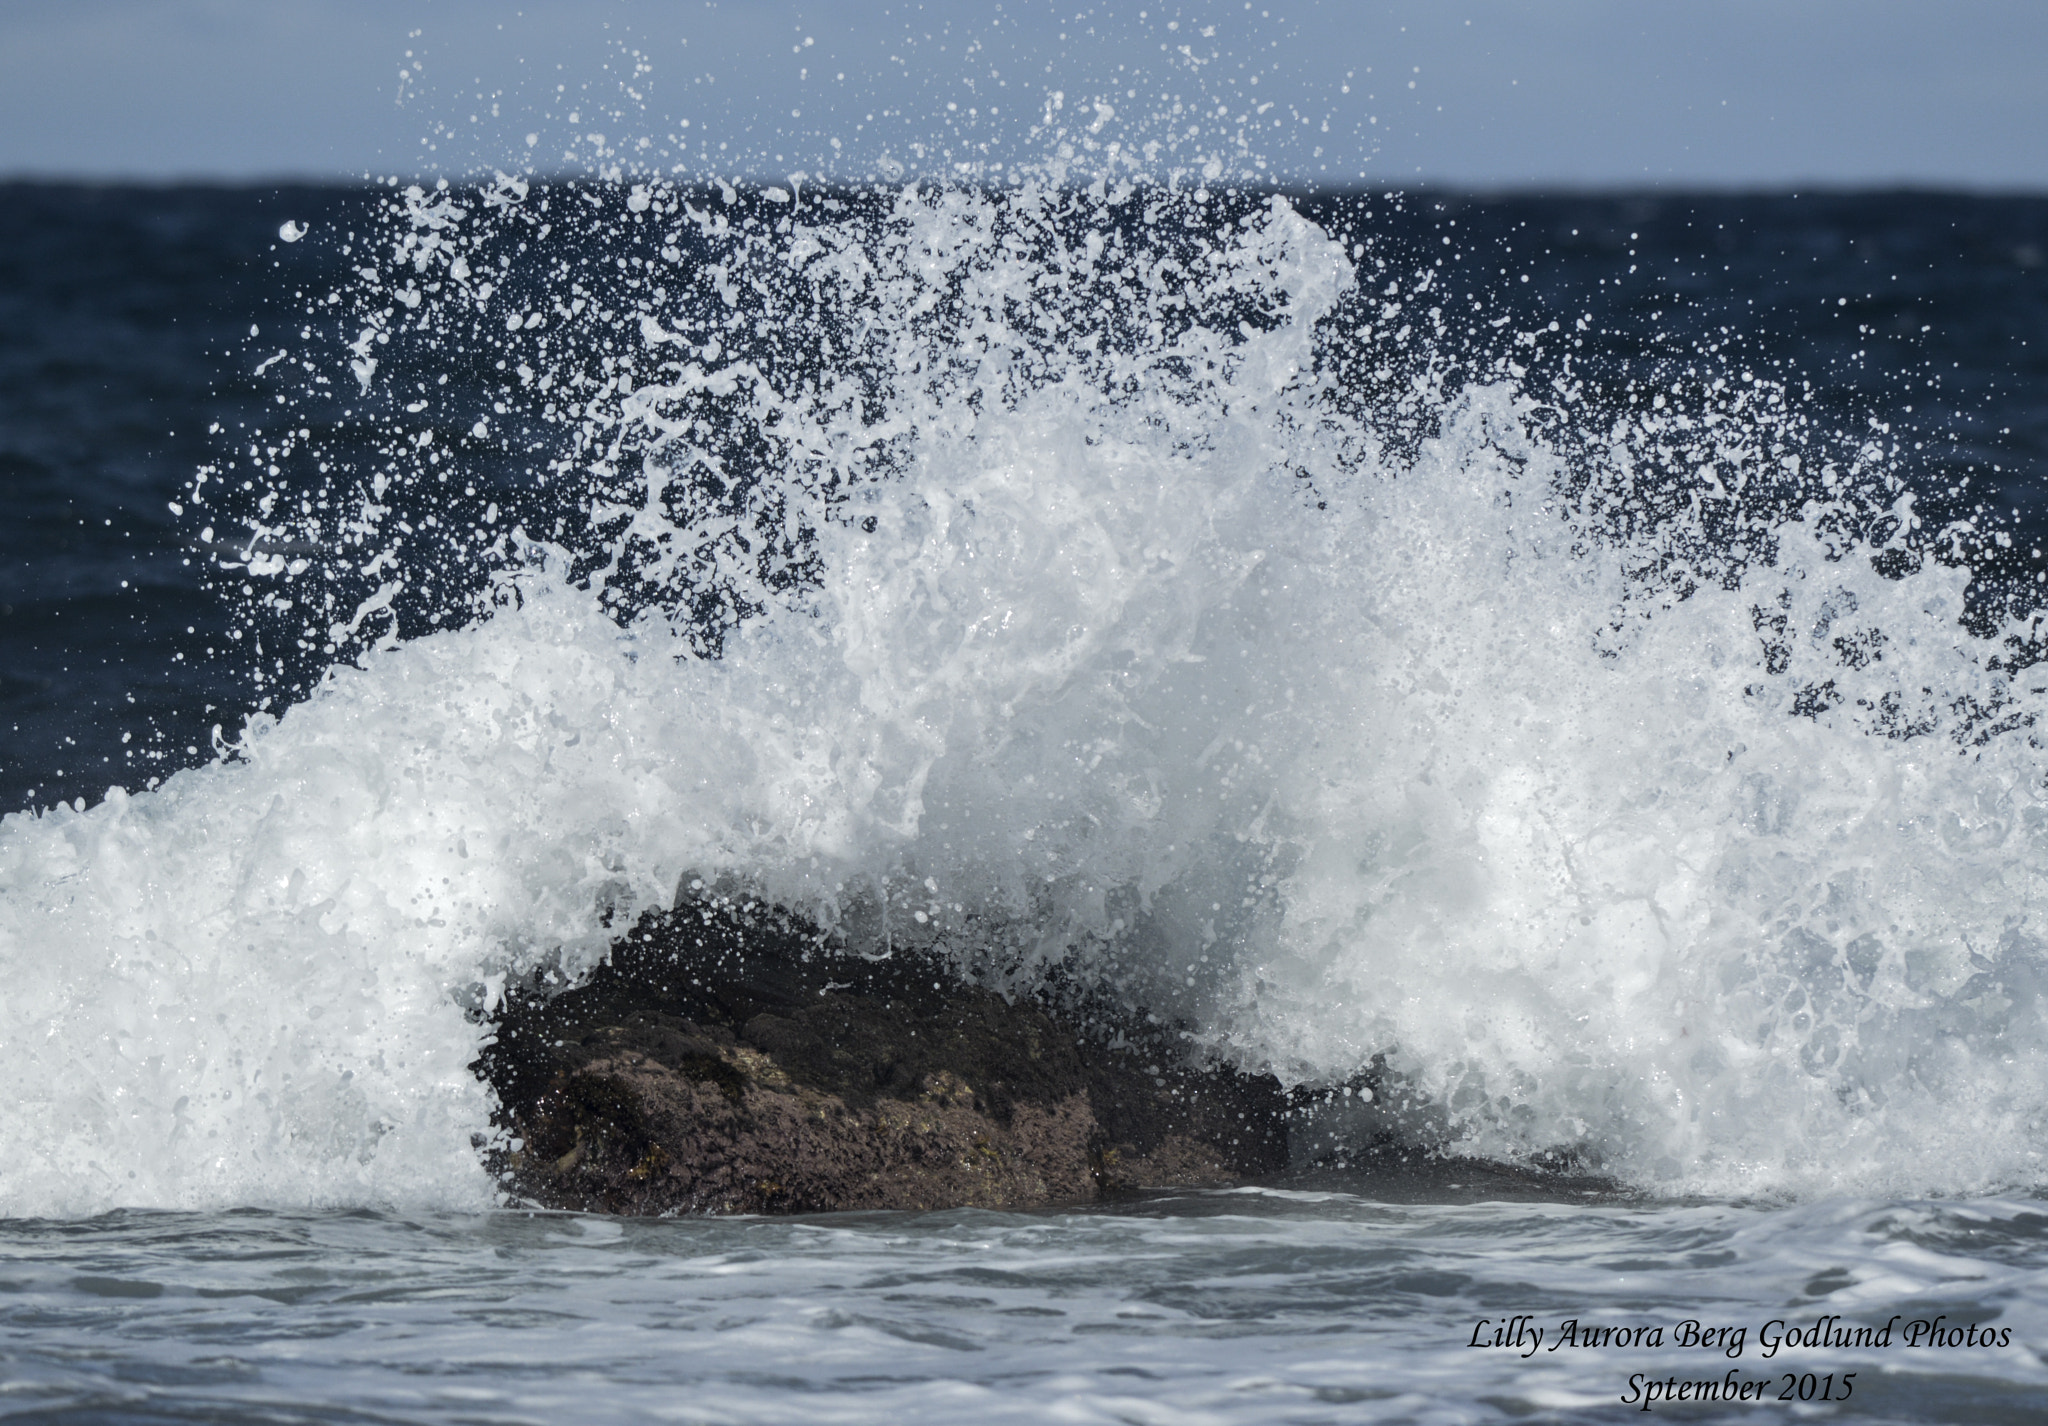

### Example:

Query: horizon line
xmin=4 ymin=171 xmax=2048 ymax=201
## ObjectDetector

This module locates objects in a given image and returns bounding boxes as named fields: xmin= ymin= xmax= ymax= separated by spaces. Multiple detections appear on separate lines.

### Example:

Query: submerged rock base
xmin=477 ymin=896 xmax=1289 ymax=1215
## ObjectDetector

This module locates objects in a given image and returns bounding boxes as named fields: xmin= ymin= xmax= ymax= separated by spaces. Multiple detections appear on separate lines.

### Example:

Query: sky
xmin=0 ymin=0 xmax=2044 ymax=190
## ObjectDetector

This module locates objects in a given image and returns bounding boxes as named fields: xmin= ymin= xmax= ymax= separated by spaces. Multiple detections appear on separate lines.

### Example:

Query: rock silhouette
xmin=477 ymin=893 xmax=1290 ymax=1214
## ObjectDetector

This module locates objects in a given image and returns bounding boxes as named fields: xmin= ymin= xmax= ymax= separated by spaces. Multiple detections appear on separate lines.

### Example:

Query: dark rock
xmin=475 ymin=894 xmax=1290 ymax=1215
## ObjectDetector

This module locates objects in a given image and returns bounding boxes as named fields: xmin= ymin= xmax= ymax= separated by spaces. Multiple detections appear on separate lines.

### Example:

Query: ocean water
xmin=4 ymin=165 xmax=2048 ymax=1419
xmin=3 ymin=1193 xmax=2047 ymax=1425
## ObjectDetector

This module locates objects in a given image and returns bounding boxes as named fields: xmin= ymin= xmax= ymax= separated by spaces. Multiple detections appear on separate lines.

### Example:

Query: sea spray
xmin=3 ymin=165 xmax=2045 ymax=1215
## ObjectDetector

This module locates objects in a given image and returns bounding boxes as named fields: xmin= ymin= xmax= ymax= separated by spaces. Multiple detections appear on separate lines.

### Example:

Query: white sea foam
xmin=4 ymin=169 xmax=2045 ymax=1215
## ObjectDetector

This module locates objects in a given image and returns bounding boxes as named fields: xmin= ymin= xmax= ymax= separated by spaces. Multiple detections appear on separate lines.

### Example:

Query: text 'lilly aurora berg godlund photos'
xmin=1468 ymin=1313 xmax=2017 ymax=1408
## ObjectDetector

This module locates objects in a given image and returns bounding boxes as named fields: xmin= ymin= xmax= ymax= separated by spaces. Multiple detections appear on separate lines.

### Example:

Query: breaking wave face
xmin=5 ymin=159 xmax=2048 ymax=1215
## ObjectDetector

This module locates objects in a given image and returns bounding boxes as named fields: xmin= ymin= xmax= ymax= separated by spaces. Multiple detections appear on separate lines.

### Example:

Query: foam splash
xmin=4 ymin=166 xmax=2046 ymax=1215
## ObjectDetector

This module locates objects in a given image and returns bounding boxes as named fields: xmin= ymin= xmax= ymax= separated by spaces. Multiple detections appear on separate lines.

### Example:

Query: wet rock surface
xmin=476 ymin=896 xmax=1290 ymax=1215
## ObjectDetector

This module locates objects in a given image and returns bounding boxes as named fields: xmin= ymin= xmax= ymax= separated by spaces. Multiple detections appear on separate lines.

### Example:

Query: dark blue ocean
xmin=4 ymin=180 xmax=2048 ymax=1421
xmin=6 ymin=185 xmax=2043 ymax=815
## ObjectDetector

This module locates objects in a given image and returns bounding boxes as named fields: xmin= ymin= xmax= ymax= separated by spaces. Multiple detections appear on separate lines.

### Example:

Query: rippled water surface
xmin=4 ymin=1191 xmax=2047 ymax=1424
